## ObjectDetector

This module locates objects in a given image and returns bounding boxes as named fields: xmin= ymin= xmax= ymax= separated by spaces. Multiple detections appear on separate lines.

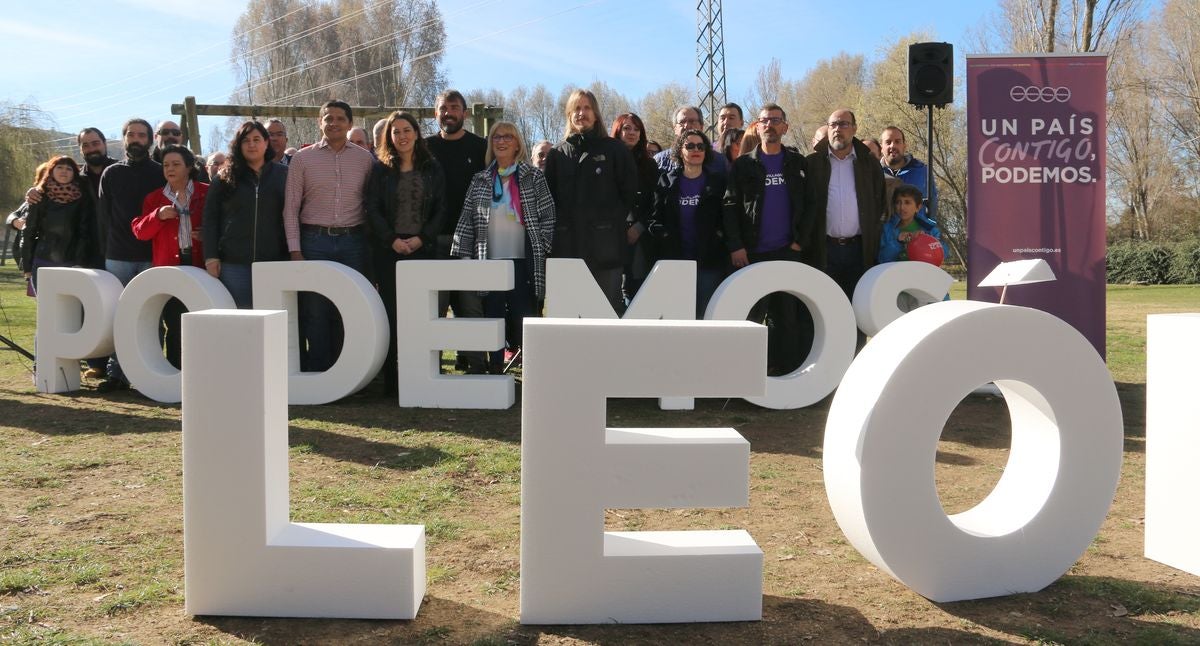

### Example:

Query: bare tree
xmin=635 ymin=82 xmax=691 ymax=149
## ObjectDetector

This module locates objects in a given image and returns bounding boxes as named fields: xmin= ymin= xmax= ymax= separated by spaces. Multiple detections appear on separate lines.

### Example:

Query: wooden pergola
xmin=170 ymin=96 xmax=504 ymax=152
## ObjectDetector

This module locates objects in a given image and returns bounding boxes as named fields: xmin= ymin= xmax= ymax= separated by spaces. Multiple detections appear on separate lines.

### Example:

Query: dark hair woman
xmin=719 ymin=127 xmax=745 ymax=165
xmin=610 ymin=112 xmax=658 ymax=304
xmin=132 ymin=144 xmax=209 ymax=369
xmin=201 ymin=120 xmax=288 ymax=308
xmin=451 ymin=121 xmax=555 ymax=374
xmin=648 ymin=129 xmax=728 ymax=317
xmin=22 ymin=156 xmax=94 ymax=292
xmin=366 ymin=110 xmax=447 ymax=395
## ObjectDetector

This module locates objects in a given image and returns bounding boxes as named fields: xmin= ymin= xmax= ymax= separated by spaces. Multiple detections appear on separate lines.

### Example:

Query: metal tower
xmin=696 ymin=0 xmax=727 ymax=139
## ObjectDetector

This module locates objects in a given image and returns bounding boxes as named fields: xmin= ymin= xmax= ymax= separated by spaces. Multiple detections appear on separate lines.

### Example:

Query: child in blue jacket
xmin=878 ymin=184 xmax=947 ymax=263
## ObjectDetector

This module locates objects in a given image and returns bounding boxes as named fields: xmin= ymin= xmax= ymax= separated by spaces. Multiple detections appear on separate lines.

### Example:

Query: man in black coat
xmin=543 ymin=88 xmax=638 ymax=312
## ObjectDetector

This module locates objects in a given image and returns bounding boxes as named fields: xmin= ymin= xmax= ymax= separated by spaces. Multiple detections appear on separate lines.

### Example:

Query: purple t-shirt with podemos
xmin=755 ymin=151 xmax=791 ymax=253
xmin=677 ymin=174 xmax=705 ymax=259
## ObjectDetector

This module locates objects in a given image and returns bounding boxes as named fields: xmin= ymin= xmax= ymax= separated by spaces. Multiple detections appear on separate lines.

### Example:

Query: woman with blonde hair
xmin=451 ymin=121 xmax=555 ymax=373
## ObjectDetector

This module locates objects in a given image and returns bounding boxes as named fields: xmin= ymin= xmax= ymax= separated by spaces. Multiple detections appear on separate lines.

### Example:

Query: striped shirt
xmin=283 ymin=139 xmax=375 ymax=252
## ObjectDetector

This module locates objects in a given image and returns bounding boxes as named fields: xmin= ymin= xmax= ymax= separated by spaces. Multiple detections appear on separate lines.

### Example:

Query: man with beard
xmin=266 ymin=119 xmax=291 ymax=165
xmin=723 ymin=103 xmax=810 ymax=375
xmin=96 ymin=118 xmax=166 ymax=391
xmin=544 ymin=88 xmax=637 ymax=312
xmin=425 ymin=89 xmax=488 ymax=373
xmin=806 ymin=108 xmax=886 ymax=300
xmin=283 ymin=100 xmax=375 ymax=373
xmin=880 ymin=125 xmax=937 ymax=223
xmin=26 ymin=127 xmax=115 ymax=264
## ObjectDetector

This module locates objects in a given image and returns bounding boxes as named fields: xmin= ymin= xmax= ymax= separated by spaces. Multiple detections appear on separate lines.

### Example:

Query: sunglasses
xmin=158 ymin=128 xmax=182 ymax=137
xmin=682 ymin=142 xmax=707 ymax=151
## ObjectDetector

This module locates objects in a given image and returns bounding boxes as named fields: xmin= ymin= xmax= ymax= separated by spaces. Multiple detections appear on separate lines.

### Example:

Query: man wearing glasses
xmin=653 ymin=105 xmax=705 ymax=172
xmin=723 ymin=103 xmax=811 ymax=375
xmin=805 ymin=109 xmax=885 ymax=300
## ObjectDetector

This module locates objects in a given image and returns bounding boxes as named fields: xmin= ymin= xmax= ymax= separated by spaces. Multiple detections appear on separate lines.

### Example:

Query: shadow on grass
xmin=0 ymin=391 xmax=179 ymax=435
xmin=288 ymin=424 xmax=452 ymax=471
xmin=939 ymin=574 xmax=1200 ymax=644
xmin=529 ymin=594 xmax=1014 ymax=644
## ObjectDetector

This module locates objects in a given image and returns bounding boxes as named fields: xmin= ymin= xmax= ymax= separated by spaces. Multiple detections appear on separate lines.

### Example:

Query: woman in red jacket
xmin=132 ymin=144 xmax=208 ymax=369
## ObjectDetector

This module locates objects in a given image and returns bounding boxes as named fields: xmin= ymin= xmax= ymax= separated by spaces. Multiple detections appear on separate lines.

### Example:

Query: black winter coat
xmin=543 ymin=129 xmax=637 ymax=270
xmin=22 ymin=190 xmax=94 ymax=269
xmin=649 ymin=167 xmax=728 ymax=270
xmin=722 ymin=145 xmax=810 ymax=255
xmin=202 ymin=161 xmax=290 ymax=264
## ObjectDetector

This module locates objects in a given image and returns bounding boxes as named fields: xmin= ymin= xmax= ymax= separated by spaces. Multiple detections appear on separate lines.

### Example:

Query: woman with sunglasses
xmin=648 ymin=129 xmax=728 ymax=318
xmin=451 ymin=121 xmax=555 ymax=374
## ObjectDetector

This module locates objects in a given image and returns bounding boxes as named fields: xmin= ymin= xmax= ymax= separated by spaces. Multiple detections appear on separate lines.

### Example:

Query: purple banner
xmin=966 ymin=54 xmax=1107 ymax=357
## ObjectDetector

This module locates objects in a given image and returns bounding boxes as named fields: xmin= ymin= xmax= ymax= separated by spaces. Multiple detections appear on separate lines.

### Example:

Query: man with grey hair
xmin=530 ymin=140 xmax=552 ymax=170
xmin=206 ymin=152 xmax=226 ymax=180
xmin=348 ymin=126 xmax=372 ymax=153
xmin=653 ymin=105 xmax=703 ymax=172
xmin=266 ymin=118 xmax=291 ymax=165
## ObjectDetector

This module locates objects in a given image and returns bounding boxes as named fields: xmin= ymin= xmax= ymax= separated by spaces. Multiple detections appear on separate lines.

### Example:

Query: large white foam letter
xmin=545 ymin=258 xmax=699 ymax=409
xmin=35 ymin=268 xmax=122 ymax=393
xmin=1145 ymin=313 xmax=1200 ymax=575
xmin=182 ymin=309 xmax=424 ymax=618
xmin=395 ymin=260 xmax=513 ymax=409
xmin=705 ymin=261 xmax=856 ymax=409
xmin=824 ymin=301 xmax=1122 ymax=602
xmin=851 ymin=261 xmax=954 ymax=336
xmin=113 ymin=266 xmax=234 ymax=403
xmin=252 ymin=261 xmax=387 ymax=405
xmin=520 ymin=318 xmax=766 ymax=624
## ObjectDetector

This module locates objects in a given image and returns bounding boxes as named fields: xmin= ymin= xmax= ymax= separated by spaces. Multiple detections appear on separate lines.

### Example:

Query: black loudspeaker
xmin=908 ymin=42 xmax=954 ymax=106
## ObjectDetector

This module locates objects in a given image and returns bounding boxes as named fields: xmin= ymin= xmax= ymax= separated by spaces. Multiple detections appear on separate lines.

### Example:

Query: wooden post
xmin=184 ymin=96 xmax=202 ymax=154
xmin=472 ymin=102 xmax=486 ymax=136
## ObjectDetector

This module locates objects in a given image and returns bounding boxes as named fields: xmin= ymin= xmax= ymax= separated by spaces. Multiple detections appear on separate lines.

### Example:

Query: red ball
xmin=906 ymin=233 xmax=944 ymax=266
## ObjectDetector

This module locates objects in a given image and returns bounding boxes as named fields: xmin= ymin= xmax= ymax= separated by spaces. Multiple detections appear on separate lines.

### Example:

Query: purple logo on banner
xmin=966 ymin=54 xmax=1108 ymax=357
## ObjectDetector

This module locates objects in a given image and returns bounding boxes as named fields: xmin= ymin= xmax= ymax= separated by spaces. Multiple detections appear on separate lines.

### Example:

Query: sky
xmin=0 ymin=0 xmax=994 ymax=153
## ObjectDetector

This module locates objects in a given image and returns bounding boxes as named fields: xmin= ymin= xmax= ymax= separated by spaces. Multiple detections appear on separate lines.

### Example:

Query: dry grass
xmin=2 ymin=266 xmax=1200 ymax=645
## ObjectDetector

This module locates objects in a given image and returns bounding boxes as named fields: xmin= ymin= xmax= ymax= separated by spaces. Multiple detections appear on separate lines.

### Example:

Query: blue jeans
xmin=696 ymin=268 xmax=724 ymax=319
xmin=298 ymin=228 xmax=368 ymax=372
xmin=219 ymin=263 xmax=253 ymax=309
xmin=105 ymin=258 xmax=152 ymax=383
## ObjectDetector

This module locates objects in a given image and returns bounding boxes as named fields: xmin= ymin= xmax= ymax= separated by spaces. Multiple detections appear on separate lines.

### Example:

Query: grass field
xmin=2 ymin=263 xmax=1200 ymax=645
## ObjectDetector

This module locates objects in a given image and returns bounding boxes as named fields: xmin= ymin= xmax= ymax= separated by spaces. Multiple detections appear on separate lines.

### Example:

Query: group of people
xmin=8 ymin=87 xmax=945 ymax=395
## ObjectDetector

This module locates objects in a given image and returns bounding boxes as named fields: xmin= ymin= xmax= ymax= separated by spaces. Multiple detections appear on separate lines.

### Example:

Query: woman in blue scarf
xmin=451 ymin=121 xmax=556 ymax=374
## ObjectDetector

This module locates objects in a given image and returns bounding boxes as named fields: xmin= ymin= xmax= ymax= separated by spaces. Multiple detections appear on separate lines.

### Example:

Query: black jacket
xmin=722 ymin=145 xmax=809 ymax=255
xmin=98 ymin=157 xmax=164 ymax=262
xmin=23 ymin=189 xmax=94 ymax=269
xmin=543 ymin=129 xmax=638 ymax=270
xmin=202 ymin=161 xmax=289 ymax=265
xmin=649 ymin=166 xmax=728 ymax=270
xmin=365 ymin=158 xmax=447 ymax=252
xmin=805 ymin=138 xmax=887 ymax=269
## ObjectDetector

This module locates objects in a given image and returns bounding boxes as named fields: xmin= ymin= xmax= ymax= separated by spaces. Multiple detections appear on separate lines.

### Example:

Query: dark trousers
xmin=482 ymin=258 xmax=536 ymax=372
xmin=162 ymin=297 xmax=186 ymax=370
xmin=377 ymin=246 xmax=431 ymax=393
xmin=298 ymin=228 xmax=368 ymax=372
xmin=747 ymin=246 xmax=812 ymax=376
xmin=825 ymin=236 xmax=868 ymax=349
xmin=436 ymin=234 xmax=485 ymax=372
